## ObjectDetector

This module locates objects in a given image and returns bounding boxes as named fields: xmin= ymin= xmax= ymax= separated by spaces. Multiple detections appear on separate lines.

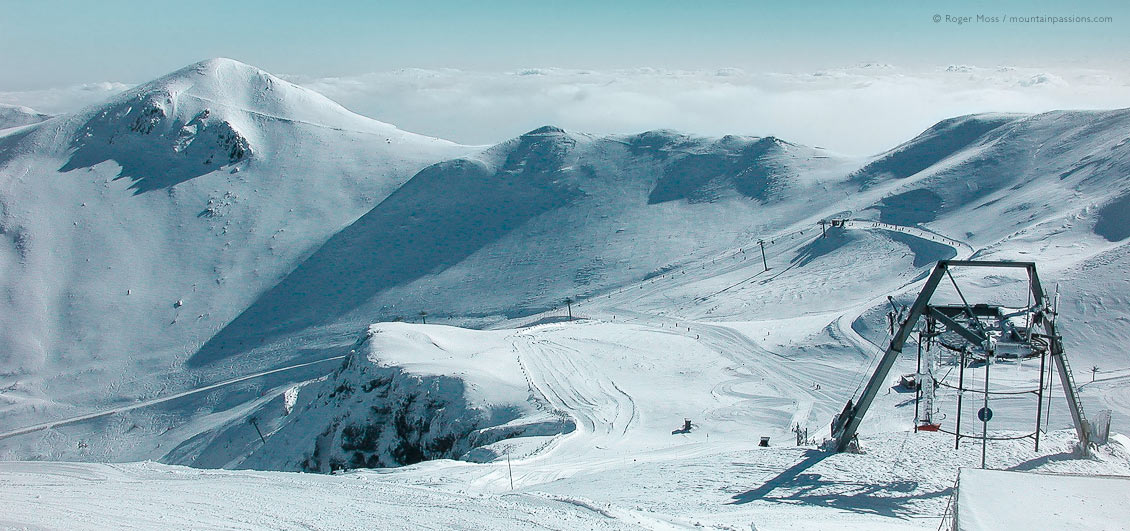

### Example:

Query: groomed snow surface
xmin=3 ymin=320 xmax=1129 ymax=530
xmin=2 ymin=59 xmax=1130 ymax=529
xmin=954 ymin=462 xmax=1130 ymax=531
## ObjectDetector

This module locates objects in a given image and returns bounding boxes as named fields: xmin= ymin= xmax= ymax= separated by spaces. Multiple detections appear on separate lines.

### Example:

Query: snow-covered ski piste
xmin=2 ymin=59 xmax=1130 ymax=530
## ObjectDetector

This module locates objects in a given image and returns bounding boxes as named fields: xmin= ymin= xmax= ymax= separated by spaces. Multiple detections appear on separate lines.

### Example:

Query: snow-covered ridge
xmin=854 ymin=108 xmax=1130 ymax=245
xmin=0 ymin=103 xmax=51 ymax=130
xmin=177 ymin=323 xmax=573 ymax=472
xmin=196 ymin=105 xmax=1130 ymax=363
xmin=41 ymin=58 xmax=462 ymax=193
xmin=850 ymin=113 xmax=1025 ymax=186
xmin=186 ymin=123 xmax=858 ymax=367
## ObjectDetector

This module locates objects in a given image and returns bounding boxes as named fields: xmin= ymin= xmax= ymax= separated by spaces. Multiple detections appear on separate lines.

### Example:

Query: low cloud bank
xmin=4 ymin=65 xmax=1127 ymax=156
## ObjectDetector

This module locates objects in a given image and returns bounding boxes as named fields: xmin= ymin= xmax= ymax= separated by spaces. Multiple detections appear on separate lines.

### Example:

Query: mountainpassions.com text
xmin=933 ymin=14 xmax=1114 ymax=25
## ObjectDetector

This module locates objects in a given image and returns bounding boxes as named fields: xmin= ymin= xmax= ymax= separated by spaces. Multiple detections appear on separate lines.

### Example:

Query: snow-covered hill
xmin=0 ymin=103 xmax=51 ymax=130
xmin=1 ymin=58 xmax=1129 ymax=530
xmin=0 ymin=58 xmax=473 ymax=443
xmin=190 ymin=125 xmax=859 ymax=368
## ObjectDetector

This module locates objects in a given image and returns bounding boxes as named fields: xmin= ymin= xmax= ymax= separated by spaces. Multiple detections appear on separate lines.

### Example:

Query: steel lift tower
xmin=830 ymin=260 xmax=1094 ymax=453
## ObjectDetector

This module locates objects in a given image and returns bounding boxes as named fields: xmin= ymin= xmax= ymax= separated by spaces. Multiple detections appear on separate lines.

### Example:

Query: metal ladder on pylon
xmin=1057 ymin=349 xmax=1088 ymax=427
xmin=1041 ymin=288 xmax=1091 ymax=449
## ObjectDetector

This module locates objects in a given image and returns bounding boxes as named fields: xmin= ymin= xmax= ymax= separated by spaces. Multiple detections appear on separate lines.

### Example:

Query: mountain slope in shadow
xmin=190 ymin=128 xmax=583 ymax=366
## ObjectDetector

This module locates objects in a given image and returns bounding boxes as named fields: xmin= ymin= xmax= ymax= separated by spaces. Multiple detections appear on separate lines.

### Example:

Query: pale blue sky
xmin=1 ymin=0 xmax=1128 ymax=90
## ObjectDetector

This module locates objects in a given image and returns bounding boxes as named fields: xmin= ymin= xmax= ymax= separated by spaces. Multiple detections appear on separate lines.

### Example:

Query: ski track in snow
xmin=468 ymin=330 xmax=641 ymax=489
xmin=518 ymin=336 xmax=637 ymax=440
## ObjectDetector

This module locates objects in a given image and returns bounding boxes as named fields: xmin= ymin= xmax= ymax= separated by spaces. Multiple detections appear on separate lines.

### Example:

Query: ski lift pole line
xmin=696 ymin=228 xmax=821 ymax=302
xmin=956 ymin=348 xmax=966 ymax=450
xmin=915 ymin=330 xmax=922 ymax=432
xmin=0 ymin=354 xmax=348 ymax=441
xmin=839 ymin=219 xmax=969 ymax=253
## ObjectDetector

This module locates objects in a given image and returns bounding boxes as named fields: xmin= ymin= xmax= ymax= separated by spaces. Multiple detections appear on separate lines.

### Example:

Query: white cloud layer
xmin=288 ymin=64 xmax=1130 ymax=155
xmin=3 ymin=65 xmax=1128 ymax=156
xmin=0 ymin=82 xmax=132 ymax=117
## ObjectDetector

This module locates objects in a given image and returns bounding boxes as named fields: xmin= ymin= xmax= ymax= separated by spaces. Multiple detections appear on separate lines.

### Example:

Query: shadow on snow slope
xmin=875 ymin=188 xmax=944 ymax=226
xmin=887 ymin=232 xmax=956 ymax=268
xmin=1094 ymin=191 xmax=1130 ymax=242
xmin=59 ymin=131 xmax=247 ymax=195
xmin=789 ymin=227 xmax=856 ymax=268
xmin=53 ymin=61 xmax=278 ymax=193
xmin=730 ymin=450 xmax=951 ymax=518
xmin=189 ymin=132 xmax=582 ymax=367
xmin=850 ymin=114 xmax=1021 ymax=187
xmin=648 ymin=136 xmax=791 ymax=204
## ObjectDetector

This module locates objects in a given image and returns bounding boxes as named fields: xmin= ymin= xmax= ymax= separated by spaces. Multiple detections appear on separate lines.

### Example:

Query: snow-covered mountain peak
xmin=36 ymin=58 xmax=462 ymax=193
xmin=78 ymin=56 xmax=401 ymax=141
xmin=521 ymin=125 xmax=569 ymax=137
xmin=0 ymin=60 xmax=473 ymax=418
xmin=119 ymin=57 xmax=391 ymax=131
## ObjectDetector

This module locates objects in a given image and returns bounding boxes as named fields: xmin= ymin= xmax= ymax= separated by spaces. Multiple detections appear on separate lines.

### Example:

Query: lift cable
xmin=935 ymin=427 xmax=1038 ymax=441
xmin=934 ymin=379 xmax=1041 ymax=396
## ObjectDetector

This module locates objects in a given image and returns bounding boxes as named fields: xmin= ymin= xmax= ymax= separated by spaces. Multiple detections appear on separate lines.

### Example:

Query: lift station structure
xmin=830 ymin=260 xmax=1105 ymax=456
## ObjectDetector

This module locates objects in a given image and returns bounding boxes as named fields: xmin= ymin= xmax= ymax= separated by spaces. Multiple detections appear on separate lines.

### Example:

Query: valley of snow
xmin=1 ymin=59 xmax=1129 ymax=530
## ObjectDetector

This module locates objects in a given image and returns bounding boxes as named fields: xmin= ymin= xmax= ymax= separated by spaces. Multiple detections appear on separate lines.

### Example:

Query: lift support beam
xmin=830 ymin=260 xmax=1090 ymax=452
xmin=926 ymin=306 xmax=987 ymax=347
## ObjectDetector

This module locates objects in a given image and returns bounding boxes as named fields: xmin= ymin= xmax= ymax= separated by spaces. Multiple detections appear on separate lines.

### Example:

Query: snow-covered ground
xmin=1 ymin=59 xmax=1129 ymax=529
xmin=3 ymin=430 xmax=1127 ymax=529
xmin=954 ymin=463 xmax=1130 ymax=531
xmin=0 ymin=460 xmax=642 ymax=530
